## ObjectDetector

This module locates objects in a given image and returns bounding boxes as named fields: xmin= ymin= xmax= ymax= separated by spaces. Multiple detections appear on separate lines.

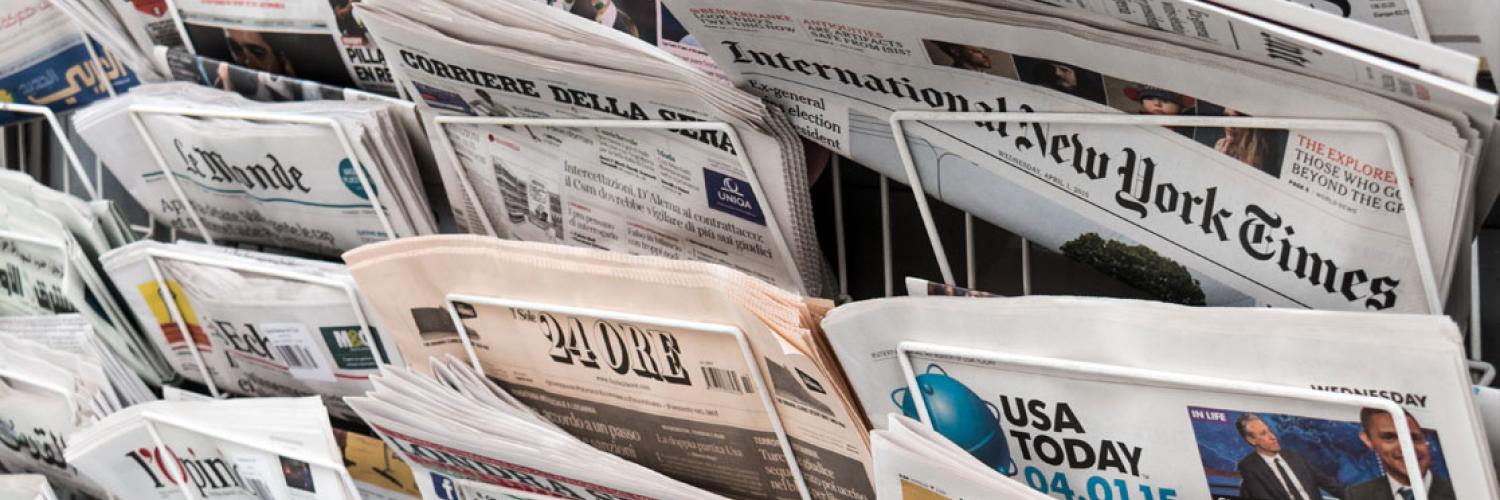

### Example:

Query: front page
xmin=0 ymin=0 xmax=136 ymax=125
xmin=169 ymin=0 xmax=393 ymax=94
xmin=665 ymin=0 xmax=1476 ymax=312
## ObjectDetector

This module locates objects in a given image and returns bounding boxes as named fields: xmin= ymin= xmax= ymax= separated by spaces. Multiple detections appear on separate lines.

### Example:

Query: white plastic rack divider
xmin=442 ymin=293 xmax=815 ymax=500
xmin=897 ymin=340 xmax=1433 ymax=500
xmin=888 ymin=111 xmax=1443 ymax=313
xmin=429 ymin=115 xmax=808 ymax=296
xmin=141 ymin=247 xmax=378 ymax=399
xmin=140 ymin=410 xmax=361 ymax=500
xmin=126 ymin=104 xmax=397 ymax=246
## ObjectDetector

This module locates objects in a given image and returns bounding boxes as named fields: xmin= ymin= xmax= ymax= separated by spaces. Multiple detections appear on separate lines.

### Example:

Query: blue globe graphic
xmin=893 ymin=364 xmax=1014 ymax=474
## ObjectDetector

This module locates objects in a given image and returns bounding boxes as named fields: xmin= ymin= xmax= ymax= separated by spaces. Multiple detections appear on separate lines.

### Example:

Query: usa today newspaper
xmin=823 ymin=297 xmax=1498 ymax=500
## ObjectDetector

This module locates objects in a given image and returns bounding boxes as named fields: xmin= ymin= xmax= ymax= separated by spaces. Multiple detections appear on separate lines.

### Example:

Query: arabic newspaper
xmin=0 ymin=0 xmax=136 ymax=126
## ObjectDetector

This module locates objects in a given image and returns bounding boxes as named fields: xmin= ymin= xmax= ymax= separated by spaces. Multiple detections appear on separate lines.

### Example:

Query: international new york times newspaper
xmin=664 ymin=0 xmax=1481 ymax=313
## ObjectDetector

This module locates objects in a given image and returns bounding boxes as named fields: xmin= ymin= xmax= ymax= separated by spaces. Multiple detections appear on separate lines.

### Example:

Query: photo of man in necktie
xmin=1344 ymin=409 xmax=1457 ymax=500
xmin=1235 ymin=413 xmax=1345 ymax=499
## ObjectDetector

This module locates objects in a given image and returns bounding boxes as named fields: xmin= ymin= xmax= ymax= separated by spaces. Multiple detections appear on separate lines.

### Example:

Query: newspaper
xmin=873 ymin=414 xmax=1049 ymax=499
xmin=821 ymin=296 xmax=1497 ymax=498
xmin=0 ymin=333 xmax=130 ymax=499
xmin=664 ymin=0 xmax=1489 ymax=313
xmin=74 ymin=82 xmax=436 ymax=256
xmin=0 ymin=172 xmax=172 ymax=386
xmin=0 ymin=0 xmax=137 ymax=126
xmin=343 ymin=235 xmax=875 ymax=499
xmin=354 ymin=0 xmax=830 ymax=296
xmin=99 ymin=240 xmax=403 ymax=420
xmin=0 ymin=315 xmax=155 ymax=408
xmin=161 ymin=0 xmax=395 ymax=94
xmin=64 ymin=397 xmax=354 ymax=500
xmin=350 ymin=358 xmax=731 ymax=499
xmin=49 ymin=0 xmax=181 ymax=81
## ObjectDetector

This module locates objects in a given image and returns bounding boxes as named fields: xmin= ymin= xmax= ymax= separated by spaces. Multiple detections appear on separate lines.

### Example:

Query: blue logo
xmin=892 ymin=364 xmax=1015 ymax=475
xmin=703 ymin=169 xmax=765 ymax=225
xmin=431 ymin=473 xmax=459 ymax=500
xmin=339 ymin=159 xmax=377 ymax=200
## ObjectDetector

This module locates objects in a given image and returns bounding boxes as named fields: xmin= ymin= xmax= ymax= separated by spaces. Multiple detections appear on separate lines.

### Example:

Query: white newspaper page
xmin=821 ymin=297 xmax=1498 ymax=499
xmin=665 ymin=0 xmax=1475 ymax=312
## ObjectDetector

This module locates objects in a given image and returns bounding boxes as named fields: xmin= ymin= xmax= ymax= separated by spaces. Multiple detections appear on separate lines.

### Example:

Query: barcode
xmin=274 ymin=344 xmax=319 ymax=369
xmin=701 ymin=366 xmax=753 ymax=394
xmin=245 ymin=477 xmax=273 ymax=500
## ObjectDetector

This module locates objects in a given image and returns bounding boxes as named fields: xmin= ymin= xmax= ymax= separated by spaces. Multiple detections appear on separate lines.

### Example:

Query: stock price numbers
xmin=1019 ymin=467 xmax=1177 ymax=500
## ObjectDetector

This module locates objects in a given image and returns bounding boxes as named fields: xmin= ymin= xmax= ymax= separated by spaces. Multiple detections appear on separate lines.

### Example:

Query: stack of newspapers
xmin=0 ymin=171 xmax=172 ymax=386
xmin=354 ymin=0 xmax=829 ymax=296
xmin=51 ymin=0 xmax=393 ymax=94
xmin=0 ymin=316 xmax=154 ymax=498
xmin=64 ymin=397 xmax=356 ymax=500
xmin=664 ymin=0 xmax=1500 ymax=314
xmin=823 ymin=296 xmax=1498 ymax=498
xmin=351 ymin=357 xmax=728 ymax=499
xmin=74 ymin=82 xmax=436 ymax=256
xmin=874 ymin=414 xmax=1048 ymax=498
xmin=100 ymin=240 xmax=404 ymax=419
xmin=341 ymin=235 xmax=873 ymax=499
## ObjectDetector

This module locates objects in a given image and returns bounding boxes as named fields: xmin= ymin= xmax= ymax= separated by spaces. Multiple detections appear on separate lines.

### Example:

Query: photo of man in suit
xmin=1236 ymin=413 xmax=1343 ymax=499
xmin=1346 ymin=409 xmax=1455 ymax=500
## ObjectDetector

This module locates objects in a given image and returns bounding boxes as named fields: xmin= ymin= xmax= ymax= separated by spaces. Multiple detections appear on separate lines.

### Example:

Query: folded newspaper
xmin=55 ymin=0 xmax=394 ymax=93
xmin=822 ymin=296 xmax=1497 ymax=498
xmin=64 ymin=397 xmax=356 ymax=500
xmin=0 ymin=318 xmax=155 ymax=499
xmin=354 ymin=0 xmax=831 ymax=296
xmin=342 ymin=235 xmax=874 ymax=499
xmin=75 ymin=82 xmax=436 ymax=256
xmin=0 ymin=0 xmax=137 ymax=126
xmin=663 ymin=0 xmax=1498 ymax=314
xmin=350 ymin=357 xmax=732 ymax=499
xmin=100 ymin=240 xmax=404 ymax=420
xmin=0 ymin=171 xmax=172 ymax=386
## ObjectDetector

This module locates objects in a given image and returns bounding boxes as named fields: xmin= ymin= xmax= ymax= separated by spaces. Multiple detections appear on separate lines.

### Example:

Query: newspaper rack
xmin=441 ymin=292 xmax=816 ymax=500
xmin=895 ymin=340 xmax=1434 ymax=500
xmin=889 ymin=111 xmax=1445 ymax=313
xmin=140 ymin=247 xmax=379 ymax=399
xmin=125 ymin=104 xmax=398 ymax=246
xmin=430 ymin=115 xmax=808 ymax=295
xmin=139 ymin=410 xmax=361 ymax=500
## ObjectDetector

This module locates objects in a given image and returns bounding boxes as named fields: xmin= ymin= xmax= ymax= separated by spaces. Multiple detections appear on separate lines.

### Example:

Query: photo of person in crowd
xmin=1013 ymin=55 xmax=1107 ymax=105
xmin=571 ymin=0 xmax=643 ymax=41
xmin=226 ymin=29 xmax=295 ymax=77
xmin=1108 ymin=83 xmax=1197 ymax=138
xmin=1347 ymin=409 xmax=1456 ymax=500
xmin=922 ymin=40 xmax=1020 ymax=79
xmin=1193 ymin=106 xmax=1288 ymax=177
xmin=1234 ymin=413 xmax=1344 ymax=500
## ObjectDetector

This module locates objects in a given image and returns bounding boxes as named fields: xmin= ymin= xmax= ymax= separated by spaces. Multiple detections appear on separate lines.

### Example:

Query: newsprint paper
xmin=822 ymin=297 xmax=1497 ymax=499
xmin=343 ymin=235 xmax=874 ymax=500
xmin=663 ymin=0 xmax=1491 ymax=313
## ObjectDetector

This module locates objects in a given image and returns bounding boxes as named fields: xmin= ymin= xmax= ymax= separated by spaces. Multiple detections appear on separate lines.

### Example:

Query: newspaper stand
xmin=140 ymin=247 xmax=381 ymax=399
xmin=895 ymin=340 xmax=1434 ymax=500
xmin=888 ymin=111 xmax=1445 ymax=313
xmin=430 ymin=115 xmax=809 ymax=296
xmin=125 ymin=104 xmax=398 ymax=246
xmin=139 ymin=410 xmax=362 ymax=500
xmin=441 ymin=293 xmax=816 ymax=500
